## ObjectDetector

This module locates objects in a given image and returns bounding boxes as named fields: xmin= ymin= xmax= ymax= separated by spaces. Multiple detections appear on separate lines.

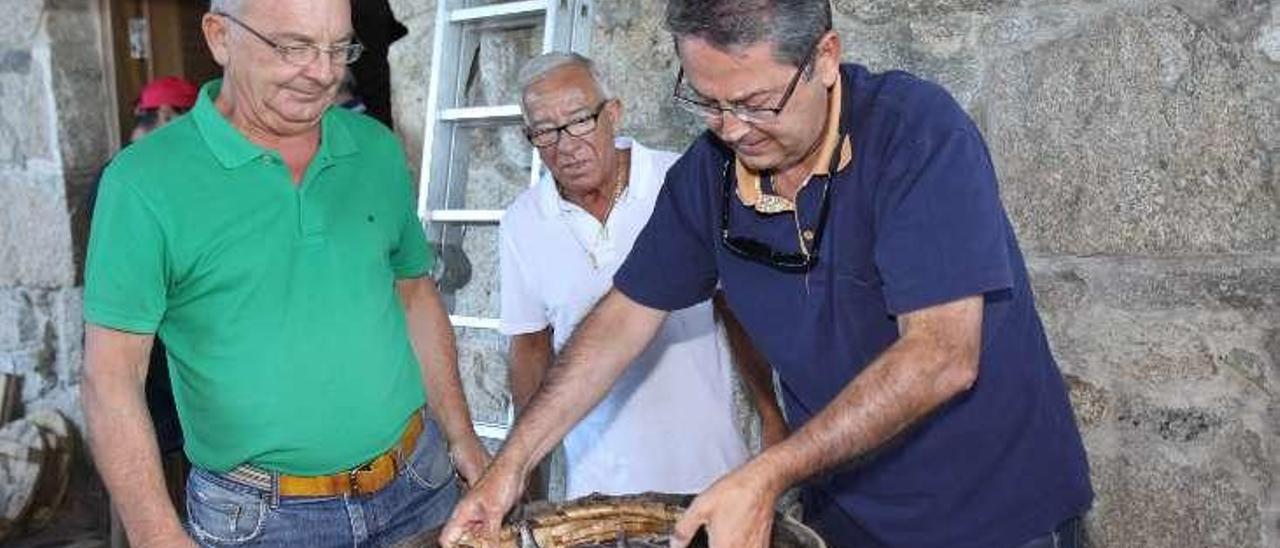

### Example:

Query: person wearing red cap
xmin=131 ymin=76 xmax=199 ymax=142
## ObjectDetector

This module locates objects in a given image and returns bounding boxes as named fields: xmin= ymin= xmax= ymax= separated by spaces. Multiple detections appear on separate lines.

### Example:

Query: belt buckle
xmin=348 ymin=460 xmax=376 ymax=495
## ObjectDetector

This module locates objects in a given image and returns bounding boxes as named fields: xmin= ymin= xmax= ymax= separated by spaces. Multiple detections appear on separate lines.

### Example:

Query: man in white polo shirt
xmin=499 ymin=52 xmax=787 ymax=499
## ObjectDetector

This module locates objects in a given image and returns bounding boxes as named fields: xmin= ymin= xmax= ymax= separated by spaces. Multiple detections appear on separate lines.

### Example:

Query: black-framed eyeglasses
xmin=673 ymin=46 xmax=816 ymax=125
xmin=524 ymin=100 xmax=609 ymax=148
xmin=720 ymin=138 xmax=840 ymax=273
xmin=215 ymin=11 xmax=364 ymax=67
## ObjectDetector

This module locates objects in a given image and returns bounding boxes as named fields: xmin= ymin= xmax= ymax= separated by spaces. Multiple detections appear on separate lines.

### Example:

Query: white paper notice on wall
xmin=128 ymin=16 xmax=150 ymax=60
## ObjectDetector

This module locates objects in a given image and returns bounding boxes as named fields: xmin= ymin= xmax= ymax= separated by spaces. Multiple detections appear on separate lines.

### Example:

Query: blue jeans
xmin=185 ymin=419 xmax=460 ymax=547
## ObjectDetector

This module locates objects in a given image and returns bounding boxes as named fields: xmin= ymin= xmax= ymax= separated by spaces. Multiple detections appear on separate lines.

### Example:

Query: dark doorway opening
xmin=350 ymin=0 xmax=409 ymax=128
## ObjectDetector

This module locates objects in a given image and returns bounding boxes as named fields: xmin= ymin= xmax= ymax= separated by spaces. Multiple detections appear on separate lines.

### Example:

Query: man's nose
xmin=302 ymin=51 xmax=339 ymax=84
xmin=714 ymin=111 xmax=752 ymax=144
xmin=555 ymin=130 xmax=586 ymax=154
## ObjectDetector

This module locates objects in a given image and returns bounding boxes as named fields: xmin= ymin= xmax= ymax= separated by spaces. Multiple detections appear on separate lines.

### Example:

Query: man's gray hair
xmin=665 ymin=0 xmax=832 ymax=68
xmin=208 ymin=0 xmax=244 ymax=15
xmin=517 ymin=52 xmax=613 ymax=113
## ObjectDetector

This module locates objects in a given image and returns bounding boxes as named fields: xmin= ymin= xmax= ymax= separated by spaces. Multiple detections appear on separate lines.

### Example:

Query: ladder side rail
xmin=528 ymin=0 xmax=576 ymax=189
xmin=437 ymin=30 xmax=484 ymax=225
xmin=418 ymin=0 xmax=462 ymax=223
xmin=569 ymin=0 xmax=593 ymax=54
xmin=540 ymin=0 xmax=567 ymax=52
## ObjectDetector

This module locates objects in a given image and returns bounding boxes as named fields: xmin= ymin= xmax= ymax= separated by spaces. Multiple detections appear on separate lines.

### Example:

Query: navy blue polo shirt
xmin=615 ymin=64 xmax=1092 ymax=547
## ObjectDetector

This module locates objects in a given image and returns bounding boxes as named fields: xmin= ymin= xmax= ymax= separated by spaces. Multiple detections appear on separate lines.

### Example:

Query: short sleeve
xmin=391 ymin=206 xmax=434 ymax=278
xmin=498 ymin=220 xmax=548 ymax=335
xmin=874 ymin=127 xmax=1013 ymax=315
xmin=83 ymin=176 xmax=168 ymax=334
xmin=614 ymin=149 xmax=719 ymax=311
xmin=388 ymin=156 xmax=435 ymax=278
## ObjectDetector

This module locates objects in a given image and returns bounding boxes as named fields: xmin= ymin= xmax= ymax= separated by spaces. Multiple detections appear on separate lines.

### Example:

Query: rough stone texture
xmin=1092 ymin=450 xmax=1263 ymax=547
xmin=592 ymin=1 xmax=701 ymax=148
xmin=0 ymin=2 xmax=45 ymax=50
xmin=455 ymin=327 xmax=511 ymax=426
xmin=0 ymin=286 xmax=87 ymax=538
xmin=0 ymin=176 xmax=74 ymax=287
xmin=1030 ymin=256 xmax=1279 ymax=546
xmin=0 ymin=55 xmax=57 ymax=169
xmin=45 ymin=0 xmax=110 ymax=178
xmin=406 ymin=0 xmax=1280 ymax=544
xmin=987 ymin=4 xmax=1278 ymax=256
xmin=0 ymin=0 xmax=105 ymax=541
xmin=44 ymin=0 xmax=111 ymax=284
xmin=388 ymin=0 xmax=437 ymax=182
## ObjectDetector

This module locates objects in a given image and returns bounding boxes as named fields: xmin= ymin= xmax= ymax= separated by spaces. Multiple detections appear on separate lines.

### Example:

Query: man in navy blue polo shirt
xmin=441 ymin=1 xmax=1093 ymax=547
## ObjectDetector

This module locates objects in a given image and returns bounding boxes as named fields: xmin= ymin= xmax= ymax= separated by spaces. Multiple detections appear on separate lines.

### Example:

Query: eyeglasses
xmin=215 ymin=12 xmax=364 ymax=67
xmin=524 ymin=100 xmax=609 ymax=148
xmin=673 ymin=46 xmax=816 ymax=126
xmin=719 ymin=135 xmax=840 ymax=273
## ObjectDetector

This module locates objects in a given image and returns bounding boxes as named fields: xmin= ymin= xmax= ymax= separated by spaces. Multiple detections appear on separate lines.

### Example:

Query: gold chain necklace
xmin=602 ymin=150 xmax=630 ymax=223
xmin=611 ymin=151 xmax=629 ymax=204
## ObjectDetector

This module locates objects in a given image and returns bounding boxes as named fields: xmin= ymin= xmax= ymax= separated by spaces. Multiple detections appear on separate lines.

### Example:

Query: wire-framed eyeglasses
xmin=215 ymin=11 xmax=364 ymax=67
xmin=673 ymin=46 xmax=816 ymax=126
xmin=524 ymin=100 xmax=609 ymax=148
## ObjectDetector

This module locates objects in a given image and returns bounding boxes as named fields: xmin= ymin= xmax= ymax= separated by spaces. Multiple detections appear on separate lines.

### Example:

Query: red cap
xmin=137 ymin=76 xmax=198 ymax=110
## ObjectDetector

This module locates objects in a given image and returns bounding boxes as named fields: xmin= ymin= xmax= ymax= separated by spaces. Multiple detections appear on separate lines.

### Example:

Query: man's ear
xmin=604 ymin=98 xmax=624 ymax=131
xmin=203 ymin=13 xmax=231 ymax=67
xmin=815 ymin=31 xmax=842 ymax=88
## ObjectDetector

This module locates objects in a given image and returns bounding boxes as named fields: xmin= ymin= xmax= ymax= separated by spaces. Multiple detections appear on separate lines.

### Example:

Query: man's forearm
xmin=497 ymin=289 xmax=665 ymax=477
xmin=714 ymin=294 xmax=786 ymax=429
xmin=509 ymin=330 xmax=553 ymax=413
xmin=509 ymin=362 xmax=542 ymax=414
xmin=417 ymin=323 xmax=473 ymax=444
xmin=83 ymin=356 xmax=185 ymax=545
xmin=752 ymin=297 xmax=983 ymax=491
xmin=399 ymin=278 xmax=478 ymax=445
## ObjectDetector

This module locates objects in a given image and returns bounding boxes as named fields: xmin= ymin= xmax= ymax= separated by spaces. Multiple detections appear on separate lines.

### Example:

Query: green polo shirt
xmin=85 ymin=80 xmax=434 ymax=475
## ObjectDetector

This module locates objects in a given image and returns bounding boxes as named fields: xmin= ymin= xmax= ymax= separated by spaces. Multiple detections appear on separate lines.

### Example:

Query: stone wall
xmin=388 ymin=0 xmax=1279 ymax=546
xmin=0 ymin=0 xmax=112 ymax=541
xmin=0 ymin=0 xmax=108 ymax=433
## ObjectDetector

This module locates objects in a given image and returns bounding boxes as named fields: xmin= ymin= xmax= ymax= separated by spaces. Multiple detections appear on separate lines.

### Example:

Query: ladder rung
xmin=450 ymin=1 xmax=546 ymax=24
xmin=440 ymin=105 xmax=524 ymax=123
xmin=473 ymin=420 xmax=510 ymax=441
xmin=429 ymin=210 xmax=504 ymax=223
xmin=450 ymin=315 xmax=502 ymax=330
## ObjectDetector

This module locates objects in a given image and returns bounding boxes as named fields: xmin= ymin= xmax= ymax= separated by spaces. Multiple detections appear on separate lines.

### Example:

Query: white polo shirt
xmin=500 ymin=138 xmax=749 ymax=498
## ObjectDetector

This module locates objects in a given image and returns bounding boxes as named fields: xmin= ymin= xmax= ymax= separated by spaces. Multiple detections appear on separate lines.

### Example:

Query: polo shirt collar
xmin=192 ymin=79 xmax=359 ymax=169
xmin=537 ymin=137 xmax=647 ymax=218
xmin=734 ymin=77 xmax=853 ymax=213
xmin=319 ymin=107 xmax=359 ymax=161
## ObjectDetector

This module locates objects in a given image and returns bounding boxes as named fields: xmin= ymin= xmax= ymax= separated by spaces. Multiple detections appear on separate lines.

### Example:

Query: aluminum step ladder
xmin=417 ymin=0 xmax=593 ymax=441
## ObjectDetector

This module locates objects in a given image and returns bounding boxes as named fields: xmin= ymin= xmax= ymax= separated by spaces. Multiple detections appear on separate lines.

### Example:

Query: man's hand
xmin=439 ymin=459 xmax=526 ymax=547
xmin=449 ymin=434 xmax=492 ymax=488
xmin=670 ymin=461 xmax=783 ymax=548
xmin=441 ymin=289 xmax=668 ymax=545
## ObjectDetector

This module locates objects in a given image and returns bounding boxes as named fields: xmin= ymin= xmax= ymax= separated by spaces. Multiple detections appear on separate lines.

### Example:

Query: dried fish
xmin=449 ymin=492 xmax=825 ymax=548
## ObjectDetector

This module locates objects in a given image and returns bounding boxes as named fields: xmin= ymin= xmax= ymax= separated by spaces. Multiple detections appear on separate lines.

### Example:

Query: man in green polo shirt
xmin=81 ymin=1 xmax=489 ymax=546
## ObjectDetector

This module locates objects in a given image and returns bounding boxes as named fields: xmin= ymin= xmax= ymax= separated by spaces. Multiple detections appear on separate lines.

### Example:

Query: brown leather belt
xmin=224 ymin=411 xmax=425 ymax=497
